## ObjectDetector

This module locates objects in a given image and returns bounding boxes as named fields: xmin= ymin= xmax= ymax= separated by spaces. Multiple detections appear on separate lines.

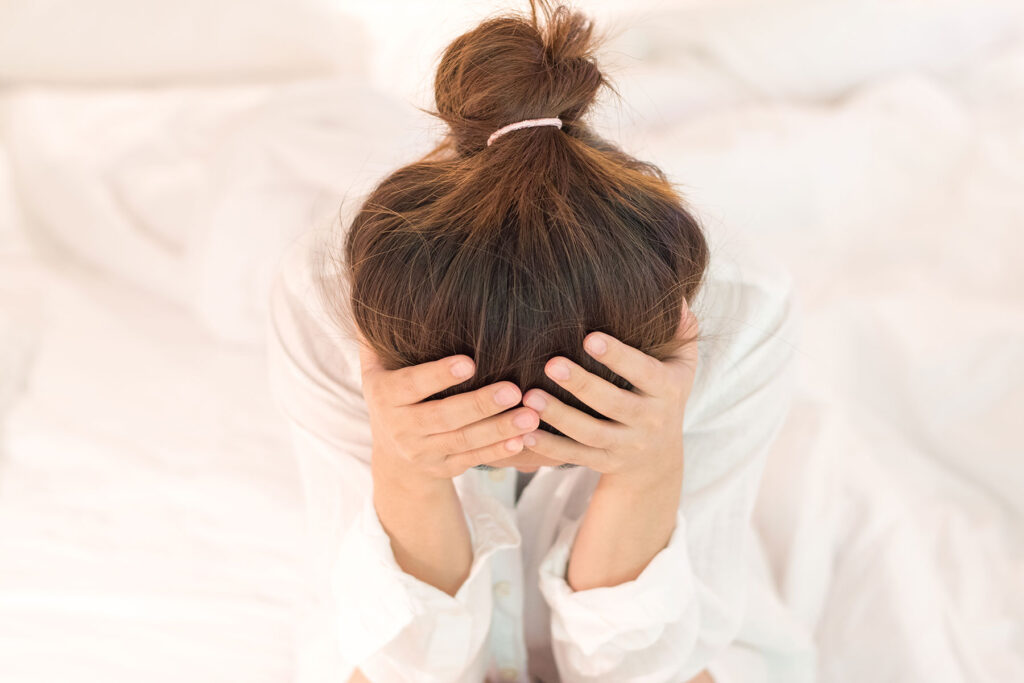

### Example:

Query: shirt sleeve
xmin=537 ymin=259 xmax=801 ymax=682
xmin=265 ymin=231 xmax=521 ymax=682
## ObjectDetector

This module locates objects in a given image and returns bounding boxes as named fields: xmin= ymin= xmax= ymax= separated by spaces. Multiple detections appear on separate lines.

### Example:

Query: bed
xmin=1 ymin=1 xmax=1021 ymax=681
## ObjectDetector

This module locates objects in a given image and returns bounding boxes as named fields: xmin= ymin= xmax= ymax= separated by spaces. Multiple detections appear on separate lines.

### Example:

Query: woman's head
xmin=321 ymin=0 xmax=709 ymax=450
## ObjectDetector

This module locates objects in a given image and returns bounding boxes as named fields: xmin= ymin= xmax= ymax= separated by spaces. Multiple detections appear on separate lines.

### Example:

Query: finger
xmin=544 ymin=354 xmax=645 ymax=424
xmin=407 ymin=381 xmax=523 ymax=435
xmin=485 ymin=446 xmax=566 ymax=470
xmin=382 ymin=354 xmax=477 ymax=407
xmin=442 ymin=431 xmax=532 ymax=474
xmin=521 ymin=427 xmax=612 ymax=471
xmin=664 ymin=303 xmax=700 ymax=375
xmin=356 ymin=334 xmax=384 ymax=375
xmin=581 ymin=331 xmax=666 ymax=397
xmin=427 ymin=405 xmax=539 ymax=457
xmin=522 ymin=387 xmax=625 ymax=451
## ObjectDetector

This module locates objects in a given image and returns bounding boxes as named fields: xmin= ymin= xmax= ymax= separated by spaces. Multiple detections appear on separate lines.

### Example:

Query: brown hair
xmin=319 ymin=0 xmax=709 ymax=436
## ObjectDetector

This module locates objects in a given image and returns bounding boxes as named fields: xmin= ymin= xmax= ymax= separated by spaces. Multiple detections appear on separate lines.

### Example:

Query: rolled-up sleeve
xmin=265 ymin=233 xmax=520 ymax=682
xmin=332 ymin=483 xmax=520 ymax=680
xmin=537 ymin=265 xmax=801 ymax=682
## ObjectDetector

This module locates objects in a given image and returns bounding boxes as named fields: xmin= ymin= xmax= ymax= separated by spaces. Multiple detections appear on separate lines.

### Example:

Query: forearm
xmin=347 ymin=668 xmax=372 ymax=683
xmin=371 ymin=455 xmax=473 ymax=597
xmin=560 ymin=457 xmax=715 ymax=682
xmin=566 ymin=459 xmax=683 ymax=591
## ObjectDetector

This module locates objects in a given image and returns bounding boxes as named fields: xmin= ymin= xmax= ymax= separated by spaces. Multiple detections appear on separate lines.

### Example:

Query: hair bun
xmin=432 ymin=1 xmax=608 ymax=155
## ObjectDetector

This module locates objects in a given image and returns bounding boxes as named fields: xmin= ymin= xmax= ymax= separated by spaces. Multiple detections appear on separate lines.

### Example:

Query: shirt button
xmin=498 ymin=667 xmax=519 ymax=681
xmin=489 ymin=468 xmax=507 ymax=482
xmin=493 ymin=580 xmax=511 ymax=597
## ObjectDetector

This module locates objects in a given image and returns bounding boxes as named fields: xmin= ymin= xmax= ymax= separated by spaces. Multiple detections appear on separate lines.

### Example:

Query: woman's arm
xmin=568 ymin=469 xmax=714 ymax=683
xmin=565 ymin=460 xmax=683 ymax=592
xmin=533 ymin=271 xmax=799 ymax=681
xmin=267 ymin=234 xmax=529 ymax=682
xmin=372 ymin=468 xmax=473 ymax=597
xmin=342 ymin=461 xmax=472 ymax=683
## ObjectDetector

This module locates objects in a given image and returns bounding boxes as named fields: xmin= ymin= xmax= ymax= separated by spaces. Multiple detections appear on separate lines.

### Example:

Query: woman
xmin=267 ymin=1 xmax=810 ymax=681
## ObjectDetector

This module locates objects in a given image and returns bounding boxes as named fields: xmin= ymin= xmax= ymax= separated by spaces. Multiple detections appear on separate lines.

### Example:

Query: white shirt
xmin=266 ymin=228 xmax=811 ymax=683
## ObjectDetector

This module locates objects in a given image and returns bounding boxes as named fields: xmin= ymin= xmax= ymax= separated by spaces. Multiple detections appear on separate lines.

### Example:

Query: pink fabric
xmin=487 ymin=118 xmax=563 ymax=146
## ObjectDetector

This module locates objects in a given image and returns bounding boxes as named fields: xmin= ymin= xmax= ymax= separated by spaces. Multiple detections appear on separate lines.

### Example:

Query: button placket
xmin=487 ymin=467 xmax=517 ymax=619
xmin=480 ymin=467 xmax=529 ymax=682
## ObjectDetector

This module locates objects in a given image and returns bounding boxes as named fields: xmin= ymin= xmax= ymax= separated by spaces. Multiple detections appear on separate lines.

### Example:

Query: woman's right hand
xmin=358 ymin=339 xmax=541 ymax=482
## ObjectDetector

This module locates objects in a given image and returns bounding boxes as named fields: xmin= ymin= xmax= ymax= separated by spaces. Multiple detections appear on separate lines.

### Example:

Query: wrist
xmin=566 ymin=457 xmax=683 ymax=591
xmin=372 ymin=451 xmax=453 ymax=499
xmin=598 ymin=457 xmax=683 ymax=496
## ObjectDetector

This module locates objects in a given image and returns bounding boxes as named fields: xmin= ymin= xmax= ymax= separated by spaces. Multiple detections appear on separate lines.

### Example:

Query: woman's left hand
xmin=521 ymin=302 xmax=700 ymax=487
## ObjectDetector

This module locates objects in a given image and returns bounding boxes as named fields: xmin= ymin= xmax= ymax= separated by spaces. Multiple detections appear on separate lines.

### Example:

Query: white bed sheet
xmin=0 ymin=257 xmax=306 ymax=683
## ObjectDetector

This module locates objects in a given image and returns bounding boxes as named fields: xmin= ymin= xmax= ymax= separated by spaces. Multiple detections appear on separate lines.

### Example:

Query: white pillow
xmin=0 ymin=0 xmax=367 ymax=85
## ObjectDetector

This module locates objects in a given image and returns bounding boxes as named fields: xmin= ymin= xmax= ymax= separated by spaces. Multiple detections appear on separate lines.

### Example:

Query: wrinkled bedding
xmin=1 ymin=1 xmax=1022 ymax=681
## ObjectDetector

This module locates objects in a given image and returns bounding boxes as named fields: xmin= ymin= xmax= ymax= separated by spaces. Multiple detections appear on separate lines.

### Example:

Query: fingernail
xmin=523 ymin=393 xmax=547 ymax=411
xmin=495 ymin=387 xmax=519 ymax=406
xmin=451 ymin=359 xmax=474 ymax=378
xmin=585 ymin=334 xmax=606 ymax=356
xmin=523 ymin=432 xmax=537 ymax=447
xmin=505 ymin=438 xmax=522 ymax=452
xmin=547 ymin=360 xmax=570 ymax=380
xmin=514 ymin=411 xmax=536 ymax=429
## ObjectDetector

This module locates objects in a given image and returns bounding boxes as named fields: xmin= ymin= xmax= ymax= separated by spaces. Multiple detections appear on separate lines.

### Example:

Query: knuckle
xmin=405 ymin=373 xmax=426 ymax=402
xmin=502 ymin=410 xmax=524 ymax=436
xmin=425 ymin=402 xmax=446 ymax=429
xmin=637 ymin=406 xmax=659 ymax=429
xmin=447 ymin=427 xmax=470 ymax=454
xmin=473 ymin=388 xmax=493 ymax=417
xmin=643 ymin=356 xmax=662 ymax=384
xmin=407 ymin=406 xmax=429 ymax=434
xmin=497 ymin=438 xmax=521 ymax=458
xmin=399 ymin=439 xmax=424 ymax=462
xmin=621 ymin=394 xmax=643 ymax=420
xmin=435 ymin=403 xmax=461 ymax=433
xmin=391 ymin=423 xmax=414 ymax=449
xmin=591 ymin=426 xmax=613 ymax=450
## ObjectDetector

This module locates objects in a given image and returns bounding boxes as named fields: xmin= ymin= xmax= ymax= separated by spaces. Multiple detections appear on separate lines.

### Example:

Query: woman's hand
xmin=521 ymin=302 xmax=700 ymax=487
xmin=357 ymin=338 xmax=541 ymax=483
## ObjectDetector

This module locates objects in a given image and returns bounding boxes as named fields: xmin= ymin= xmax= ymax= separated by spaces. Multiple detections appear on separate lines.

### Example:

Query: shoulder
xmin=266 ymin=228 xmax=369 ymax=447
xmin=269 ymin=226 xmax=361 ymax=350
xmin=692 ymin=231 xmax=798 ymax=360
xmin=685 ymin=234 xmax=801 ymax=422
xmin=271 ymin=228 xmax=353 ymax=335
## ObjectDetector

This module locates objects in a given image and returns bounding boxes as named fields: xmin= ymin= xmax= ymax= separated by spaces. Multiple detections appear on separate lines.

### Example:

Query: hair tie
xmin=486 ymin=117 xmax=563 ymax=147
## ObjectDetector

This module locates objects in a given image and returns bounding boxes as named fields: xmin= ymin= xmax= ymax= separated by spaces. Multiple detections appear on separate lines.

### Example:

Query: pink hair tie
xmin=486 ymin=117 xmax=563 ymax=146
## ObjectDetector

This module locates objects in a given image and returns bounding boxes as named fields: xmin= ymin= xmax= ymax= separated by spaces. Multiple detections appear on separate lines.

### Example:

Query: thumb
xmin=356 ymin=331 xmax=382 ymax=376
xmin=670 ymin=300 xmax=700 ymax=371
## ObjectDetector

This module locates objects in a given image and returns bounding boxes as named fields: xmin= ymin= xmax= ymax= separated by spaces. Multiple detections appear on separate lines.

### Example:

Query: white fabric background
xmin=0 ymin=0 xmax=1021 ymax=681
